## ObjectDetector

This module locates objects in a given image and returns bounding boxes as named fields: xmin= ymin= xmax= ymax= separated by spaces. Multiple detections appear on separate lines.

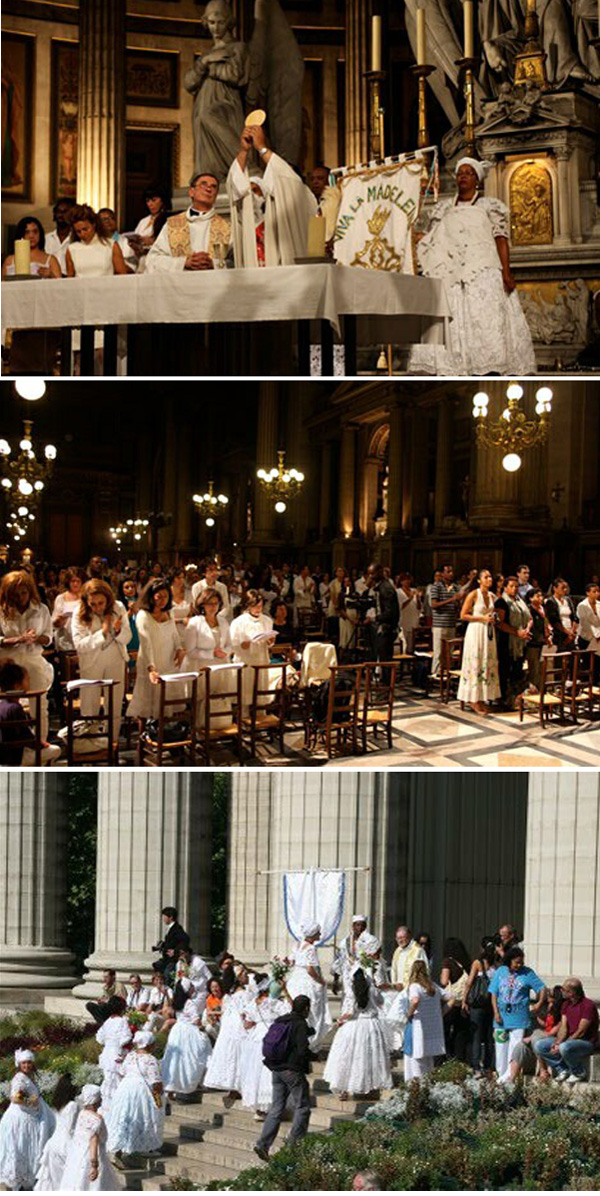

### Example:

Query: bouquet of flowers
xmin=358 ymin=949 xmax=377 ymax=972
xmin=127 ymin=1009 xmax=147 ymax=1031
xmin=269 ymin=956 xmax=292 ymax=985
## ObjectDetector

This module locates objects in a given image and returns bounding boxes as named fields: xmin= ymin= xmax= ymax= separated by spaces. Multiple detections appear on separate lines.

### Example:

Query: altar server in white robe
xmin=161 ymin=979 xmax=213 ymax=1098
xmin=71 ymin=580 xmax=131 ymax=746
xmin=0 ymin=1050 xmax=55 ymax=1191
xmin=146 ymin=173 xmax=231 ymax=273
xmin=286 ymin=924 xmax=332 ymax=1048
xmin=227 ymin=124 xmax=317 ymax=268
xmin=230 ymin=589 xmax=276 ymax=715
xmin=324 ymin=961 xmax=392 ymax=1098
xmin=59 ymin=1086 xmax=119 ymax=1192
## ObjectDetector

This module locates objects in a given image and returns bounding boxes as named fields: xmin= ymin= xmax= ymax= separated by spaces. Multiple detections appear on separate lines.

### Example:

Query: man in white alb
xmin=226 ymin=124 xmax=316 ymax=268
xmin=146 ymin=172 xmax=231 ymax=273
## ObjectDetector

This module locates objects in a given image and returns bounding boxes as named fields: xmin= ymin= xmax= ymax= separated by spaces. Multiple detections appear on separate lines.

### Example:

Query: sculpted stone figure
xmin=184 ymin=0 xmax=250 ymax=182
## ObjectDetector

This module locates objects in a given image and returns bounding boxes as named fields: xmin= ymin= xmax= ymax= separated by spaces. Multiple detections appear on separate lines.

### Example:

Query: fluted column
xmin=319 ymin=442 xmax=332 ymax=539
xmin=73 ymin=773 xmax=213 ymax=996
xmin=386 ymin=405 xmax=403 ymax=535
xmin=0 ymin=775 xmax=76 ymax=989
xmin=524 ymin=774 xmax=599 ymax=997
xmin=77 ymin=0 xmax=126 ymax=220
xmin=345 ymin=0 xmax=369 ymax=164
xmin=434 ymin=398 xmax=452 ymax=529
xmin=252 ymin=383 xmax=279 ymax=544
xmin=339 ymin=423 xmax=358 ymax=537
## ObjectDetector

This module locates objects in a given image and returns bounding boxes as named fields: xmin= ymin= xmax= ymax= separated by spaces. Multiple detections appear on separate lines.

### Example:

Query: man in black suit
xmin=366 ymin=562 xmax=400 ymax=682
xmin=152 ymin=906 xmax=190 ymax=984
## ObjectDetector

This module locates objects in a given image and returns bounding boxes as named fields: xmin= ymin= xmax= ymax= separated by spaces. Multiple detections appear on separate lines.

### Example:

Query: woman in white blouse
xmin=127 ymin=578 xmax=185 ymax=721
xmin=52 ymin=567 xmax=85 ymax=652
xmin=71 ymin=579 xmax=131 ymax=746
xmin=577 ymin=582 xmax=600 ymax=680
xmin=183 ymin=587 xmax=234 ymax=728
xmin=65 ymin=204 xmax=130 ymax=277
xmin=396 ymin=572 xmax=421 ymax=654
xmin=230 ymin=589 xmax=276 ymax=714
xmin=0 ymin=571 xmax=54 ymax=740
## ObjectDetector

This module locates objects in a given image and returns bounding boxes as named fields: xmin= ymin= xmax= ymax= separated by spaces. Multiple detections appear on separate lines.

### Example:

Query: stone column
xmin=0 ymin=774 xmax=76 ymax=989
xmin=319 ymin=442 xmax=332 ymax=539
xmin=345 ymin=0 xmax=369 ymax=164
xmin=252 ymin=383 xmax=279 ymax=545
xmin=524 ymin=774 xmax=599 ymax=998
xmin=73 ymin=773 xmax=213 ymax=995
xmin=157 ymin=411 xmax=178 ymax=560
xmin=386 ymin=405 xmax=403 ymax=535
xmin=77 ymin=0 xmax=126 ymax=221
xmin=554 ymin=149 xmax=572 ymax=246
xmin=434 ymin=398 xmax=452 ymax=529
xmin=338 ymin=422 xmax=357 ymax=537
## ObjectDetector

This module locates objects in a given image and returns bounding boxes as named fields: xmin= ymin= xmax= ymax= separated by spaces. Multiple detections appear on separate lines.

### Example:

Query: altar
xmin=1 ymin=264 xmax=451 ymax=377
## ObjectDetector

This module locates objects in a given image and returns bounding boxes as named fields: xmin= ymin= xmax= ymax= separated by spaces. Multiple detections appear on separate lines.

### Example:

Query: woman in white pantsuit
xmin=71 ymin=580 xmax=131 ymax=745
xmin=230 ymin=590 xmax=276 ymax=715
xmin=0 ymin=571 xmax=54 ymax=741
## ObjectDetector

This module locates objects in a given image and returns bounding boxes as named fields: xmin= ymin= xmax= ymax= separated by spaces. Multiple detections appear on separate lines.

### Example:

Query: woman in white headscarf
xmin=59 ymin=1085 xmax=119 ymax=1191
xmin=408 ymin=157 xmax=536 ymax=376
xmin=286 ymin=924 xmax=332 ymax=1049
xmin=324 ymin=954 xmax=392 ymax=1099
xmin=161 ymin=978 xmax=213 ymax=1098
xmin=106 ymin=1031 xmax=165 ymax=1159
xmin=0 ymin=1049 xmax=55 ymax=1190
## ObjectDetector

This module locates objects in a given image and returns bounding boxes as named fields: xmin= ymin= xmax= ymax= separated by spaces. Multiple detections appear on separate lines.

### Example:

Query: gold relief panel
xmin=510 ymin=161 xmax=553 ymax=246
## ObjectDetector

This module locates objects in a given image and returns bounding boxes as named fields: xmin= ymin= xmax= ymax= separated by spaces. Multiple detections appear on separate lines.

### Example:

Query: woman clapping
xmin=71 ymin=580 xmax=131 ymax=746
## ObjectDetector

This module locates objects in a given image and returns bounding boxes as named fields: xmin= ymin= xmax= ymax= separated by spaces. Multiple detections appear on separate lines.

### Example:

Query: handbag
xmin=467 ymin=969 xmax=490 ymax=1010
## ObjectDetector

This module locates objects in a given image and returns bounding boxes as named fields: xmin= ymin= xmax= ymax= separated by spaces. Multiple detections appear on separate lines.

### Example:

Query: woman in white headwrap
xmin=106 ymin=1031 xmax=165 ymax=1159
xmin=408 ymin=158 xmax=536 ymax=376
xmin=240 ymin=978 xmax=290 ymax=1118
xmin=324 ymin=952 xmax=392 ymax=1099
xmin=286 ymin=924 xmax=333 ymax=1049
xmin=59 ymin=1085 xmax=119 ymax=1191
xmin=0 ymin=1049 xmax=56 ymax=1190
xmin=161 ymin=978 xmax=213 ymax=1098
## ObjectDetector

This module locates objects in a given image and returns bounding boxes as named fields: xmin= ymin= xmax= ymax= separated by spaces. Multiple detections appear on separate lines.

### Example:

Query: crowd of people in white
xmin=0 ymin=912 xmax=597 ymax=1190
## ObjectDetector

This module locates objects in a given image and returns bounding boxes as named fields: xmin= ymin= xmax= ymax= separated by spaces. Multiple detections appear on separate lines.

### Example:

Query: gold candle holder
xmin=455 ymin=55 xmax=478 ymax=157
xmin=365 ymin=69 xmax=387 ymax=161
xmin=514 ymin=0 xmax=548 ymax=87
xmin=410 ymin=64 xmax=435 ymax=149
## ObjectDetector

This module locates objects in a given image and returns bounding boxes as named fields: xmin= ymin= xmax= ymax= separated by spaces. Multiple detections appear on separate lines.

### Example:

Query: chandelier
xmin=109 ymin=517 xmax=150 ymax=547
xmin=0 ymin=420 xmax=57 ymax=536
xmin=192 ymin=481 xmax=229 ymax=527
xmin=472 ymin=382 xmax=552 ymax=472
xmin=256 ymin=450 xmax=305 ymax=513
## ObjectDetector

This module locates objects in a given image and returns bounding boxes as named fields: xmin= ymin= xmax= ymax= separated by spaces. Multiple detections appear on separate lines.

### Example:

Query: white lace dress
xmin=286 ymin=942 xmax=333 ymax=1048
xmin=324 ymin=984 xmax=391 ymax=1095
xmin=240 ymin=997 xmax=289 ymax=1112
xmin=0 ymin=1073 xmax=56 ymax=1190
xmin=59 ymin=1109 xmax=120 ymax=1191
xmin=161 ymin=998 xmax=213 ymax=1095
xmin=203 ymin=988 xmax=249 ymax=1092
xmin=34 ymin=1099 xmax=79 ymax=1190
xmin=457 ymin=589 xmax=501 ymax=704
xmin=106 ymin=1051 xmax=164 ymax=1155
xmin=408 ymin=197 xmax=537 ymax=376
xmin=95 ymin=1015 xmax=132 ymax=1112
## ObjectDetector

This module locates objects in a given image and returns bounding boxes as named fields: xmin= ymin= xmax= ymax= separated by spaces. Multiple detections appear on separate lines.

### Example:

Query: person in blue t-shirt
xmin=489 ymin=946 xmax=546 ymax=1083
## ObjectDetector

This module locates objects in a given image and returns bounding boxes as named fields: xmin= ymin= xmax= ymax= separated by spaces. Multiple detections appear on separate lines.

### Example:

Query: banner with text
xmin=334 ymin=161 xmax=424 ymax=273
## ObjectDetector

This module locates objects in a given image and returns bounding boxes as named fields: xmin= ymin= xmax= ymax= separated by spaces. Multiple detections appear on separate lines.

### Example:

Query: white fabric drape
xmin=283 ymin=868 xmax=346 ymax=945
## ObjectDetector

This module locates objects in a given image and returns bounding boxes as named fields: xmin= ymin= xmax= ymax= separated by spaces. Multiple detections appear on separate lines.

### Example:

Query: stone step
xmin=140 ymin=1179 xmax=170 ymax=1193
xmin=200 ymin=1087 xmax=371 ymax=1115
xmin=169 ymin=1136 xmax=266 ymax=1172
xmin=157 ymin=1155 xmax=239 ymax=1182
xmin=169 ymin=1097 xmax=356 ymax=1132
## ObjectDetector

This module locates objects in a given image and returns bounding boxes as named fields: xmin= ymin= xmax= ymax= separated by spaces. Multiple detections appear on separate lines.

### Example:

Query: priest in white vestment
xmin=146 ymin=173 xmax=231 ymax=273
xmin=226 ymin=124 xmax=317 ymax=268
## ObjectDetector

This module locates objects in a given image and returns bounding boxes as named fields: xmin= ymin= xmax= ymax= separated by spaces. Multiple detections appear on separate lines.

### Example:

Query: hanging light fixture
xmin=192 ymin=481 xmax=229 ymax=527
xmin=14 ymin=379 xmax=47 ymax=402
xmin=472 ymin=382 xmax=552 ymax=472
xmin=0 ymin=420 xmax=57 ymax=515
xmin=256 ymin=450 xmax=304 ymax=513
xmin=108 ymin=516 xmax=150 ymax=547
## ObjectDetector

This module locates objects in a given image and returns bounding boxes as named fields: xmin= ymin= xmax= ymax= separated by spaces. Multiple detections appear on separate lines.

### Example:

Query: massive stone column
xmin=73 ymin=773 xmax=213 ymax=996
xmin=345 ymin=0 xmax=369 ymax=164
xmin=434 ymin=398 xmax=452 ymax=529
xmin=0 ymin=774 xmax=76 ymax=989
xmin=251 ymin=383 xmax=279 ymax=548
xmin=77 ymin=0 xmax=126 ymax=220
xmin=524 ymin=774 xmax=599 ymax=998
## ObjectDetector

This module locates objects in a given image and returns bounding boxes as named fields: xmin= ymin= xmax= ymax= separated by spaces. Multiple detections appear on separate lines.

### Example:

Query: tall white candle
xmin=371 ymin=15 xmax=382 ymax=72
xmin=14 ymin=239 xmax=31 ymax=276
xmin=416 ymin=1 xmax=427 ymax=64
xmin=463 ymin=0 xmax=474 ymax=57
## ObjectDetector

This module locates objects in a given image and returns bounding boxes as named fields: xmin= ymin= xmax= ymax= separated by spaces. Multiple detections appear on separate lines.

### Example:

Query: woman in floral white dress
xmin=324 ymin=964 xmax=391 ymax=1098
xmin=106 ymin=1031 xmax=164 ymax=1158
xmin=59 ymin=1085 xmax=119 ymax=1191
xmin=457 ymin=569 xmax=501 ymax=714
xmin=0 ymin=1049 xmax=55 ymax=1190
xmin=161 ymin=979 xmax=213 ymax=1097
xmin=286 ymin=924 xmax=332 ymax=1049
xmin=408 ymin=158 xmax=536 ymax=377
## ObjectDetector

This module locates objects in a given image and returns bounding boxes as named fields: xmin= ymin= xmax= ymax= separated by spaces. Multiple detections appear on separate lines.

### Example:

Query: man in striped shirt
xmin=430 ymin=564 xmax=474 ymax=678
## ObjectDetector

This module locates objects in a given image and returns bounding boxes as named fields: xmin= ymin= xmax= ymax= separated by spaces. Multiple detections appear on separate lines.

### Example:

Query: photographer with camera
xmin=366 ymin=563 xmax=400 ymax=681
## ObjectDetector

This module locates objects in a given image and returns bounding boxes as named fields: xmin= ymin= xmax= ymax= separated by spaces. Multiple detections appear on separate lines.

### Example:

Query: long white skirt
xmin=457 ymin=621 xmax=501 ymax=704
xmin=106 ymin=1077 xmax=165 ymax=1155
xmin=324 ymin=1016 xmax=392 ymax=1095
xmin=240 ymin=1027 xmax=273 ymax=1112
xmin=408 ymin=267 xmax=537 ymax=377
xmin=286 ymin=967 xmax=332 ymax=1049
xmin=34 ymin=1101 xmax=78 ymax=1191
xmin=59 ymin=1137 xmax=120 ymax=1192
xmin=404 ymin=1055 xmax=434 ymax=1081
xmin=0 ymin=1098 xmax=55 ymax=1190
xmin=99 ymin=1068 xmax=122 ymax=1116
xmin=204 ymin=1015 xmax=245 ymax=1092
xmin=162 ymin=1021 xmax=213 ymax=1095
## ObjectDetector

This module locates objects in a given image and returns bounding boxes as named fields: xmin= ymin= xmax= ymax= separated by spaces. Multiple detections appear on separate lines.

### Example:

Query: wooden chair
xmin=569 ymin=649 xmax=600 ymax=722
xmin=0 ymin=687 xmax=46 ymax=766
xmin=411 ymin=626 xmax=434 ymax=695
xmin=197 ymin=663 xmax=244 ymax=766
xmin=306 ymin=663 xmax=362 ymax=758
xmin=358 ymin=662 xmax=397 ymax=752
xmin=439 ymin=637 xmax=464 ymax=704
xmin=138 ymin=672 xmax=198 ymax=767
xmin=517 ymin=652 xmax=570 ymax=727
xmin=64 ymin=678 xmax=118 ymax=765
xmin=297 ymin=606 xmax=323 ymax=643
xmin=242 ymin=663 xmax=288 ymax=757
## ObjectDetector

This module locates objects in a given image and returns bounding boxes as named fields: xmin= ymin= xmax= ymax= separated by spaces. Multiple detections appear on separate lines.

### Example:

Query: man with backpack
xmin=254 ymin=994 xmax=315 ymax=1161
